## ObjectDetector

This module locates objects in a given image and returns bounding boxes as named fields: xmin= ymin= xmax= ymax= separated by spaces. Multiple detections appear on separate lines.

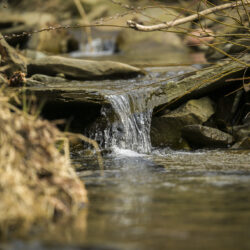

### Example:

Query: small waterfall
xmin=103 ymin=94 xmax=152 ymax=153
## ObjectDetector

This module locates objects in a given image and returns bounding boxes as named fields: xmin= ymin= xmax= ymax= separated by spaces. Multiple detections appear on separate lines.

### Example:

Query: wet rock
xmin=31 ymin=74 xmax=67 ymax=84
xmin=150 ymin=54 xmax=249 ymax=111
xmin=28 ymin=56 xmax=143 ymax=80
xmin=182 ymin=125 xmax=234 ymax=148
xmin=151 ymin=97 xmax=215 ymax=149
xmin=25 ymin=78 xmax=43 ymax=86
xmin=0 ymin=33 xmax=27 ymax=76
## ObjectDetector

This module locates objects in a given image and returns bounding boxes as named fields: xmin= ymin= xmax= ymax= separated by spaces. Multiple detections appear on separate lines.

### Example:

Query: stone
xmin=31 ymin=74 xmax=67 ymax=84
xmin=28 ymin=56 xmax=143 ymax=80
xmin=25 ymin=78 xmax=43 ymax=86
xmin=151 ymin=97 xmax=215 ymax=149
xmin=182 ymin=125 xmax=234 ymax=148
xmin=147 ymin=54 xmax=249 ymax=112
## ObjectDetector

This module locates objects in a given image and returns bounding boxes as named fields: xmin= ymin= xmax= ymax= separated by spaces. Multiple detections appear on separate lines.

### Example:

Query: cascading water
xmin=86 ymin=67 xmax=198 ymax=153
xmin=88 ymin=90 xmax=153 ymax=154
xmin=103 ymin=93 xmax=152 ymax=153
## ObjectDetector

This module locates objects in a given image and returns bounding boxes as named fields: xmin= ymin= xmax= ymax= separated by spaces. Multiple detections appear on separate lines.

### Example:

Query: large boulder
xmin=182 ymin=124 xmax=234 ymax=148
xmin=28 ymin=56 xmax=143 ymax=80
xmin=151 ymin=97 xmax=215 ymax=149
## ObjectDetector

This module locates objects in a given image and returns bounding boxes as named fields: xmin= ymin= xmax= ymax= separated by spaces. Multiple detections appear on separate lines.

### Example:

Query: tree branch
xmin=127 ymin=0 xmax=250 ymax=31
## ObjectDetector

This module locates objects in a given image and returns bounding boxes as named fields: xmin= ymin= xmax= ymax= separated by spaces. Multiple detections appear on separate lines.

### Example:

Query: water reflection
xmin=79 ymin=149 xmax=250 ymax=250
xmin=2 ymin=150 xmax=250 ymax=250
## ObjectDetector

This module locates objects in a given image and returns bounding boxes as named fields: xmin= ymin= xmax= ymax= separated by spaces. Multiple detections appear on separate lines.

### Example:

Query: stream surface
xmin=72 ymin=148 xmax=250 ymax=250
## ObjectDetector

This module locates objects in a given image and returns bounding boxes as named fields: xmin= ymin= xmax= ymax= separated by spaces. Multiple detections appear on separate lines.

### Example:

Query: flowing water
xmin=2 ymin=67 xmax=250 ymax=250
xmin=88 ymin=66 xmax=199 ymax=153
xmin=74 ymin=149 xmax=250 ymax=250
xmin=102 ymin=94 xmax=152 ymax=153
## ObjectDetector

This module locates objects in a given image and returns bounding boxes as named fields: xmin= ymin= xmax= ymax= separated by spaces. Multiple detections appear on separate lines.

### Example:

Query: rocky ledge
xmin=27 ymin=56 xmax=143 ymax=80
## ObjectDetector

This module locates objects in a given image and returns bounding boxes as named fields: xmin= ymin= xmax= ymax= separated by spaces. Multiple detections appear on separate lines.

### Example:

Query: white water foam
xmin=112 ymin=146 xmax=147 ymax=157
xmin=104 ymin=93 xmax=152 ymax=154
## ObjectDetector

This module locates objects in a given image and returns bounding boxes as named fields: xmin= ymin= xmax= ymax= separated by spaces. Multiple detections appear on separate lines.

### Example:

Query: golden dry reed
xmin=0 ymin=90 xmax=87 ymax=238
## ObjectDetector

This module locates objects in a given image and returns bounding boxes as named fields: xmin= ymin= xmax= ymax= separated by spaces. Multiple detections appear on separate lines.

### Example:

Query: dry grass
xmin=0 ymin=90 xmax=87 ymax=238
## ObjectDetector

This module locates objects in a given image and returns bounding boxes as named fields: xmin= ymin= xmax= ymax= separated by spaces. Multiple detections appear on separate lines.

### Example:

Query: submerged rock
xmin=151 ymin=97 xmax=215 ymax=149
xmin=182 ymin=124 xmax=234 ymax=148
xmin=28 ymin=56 xmax=143 ymax=80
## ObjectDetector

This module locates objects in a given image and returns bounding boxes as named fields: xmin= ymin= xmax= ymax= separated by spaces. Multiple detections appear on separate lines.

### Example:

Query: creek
xmin=2 ymin=66 xmax=250 ymax=250
xmin=72 ymin=66 xmax=250 ymax=250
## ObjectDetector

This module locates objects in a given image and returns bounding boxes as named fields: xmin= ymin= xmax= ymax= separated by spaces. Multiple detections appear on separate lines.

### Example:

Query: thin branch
xmin=127 ymin=0 xmax=250 ymax=31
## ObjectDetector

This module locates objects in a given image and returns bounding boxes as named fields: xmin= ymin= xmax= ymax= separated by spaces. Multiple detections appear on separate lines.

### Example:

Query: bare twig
xmin=127 ymin=0 xmax=250 ymax=31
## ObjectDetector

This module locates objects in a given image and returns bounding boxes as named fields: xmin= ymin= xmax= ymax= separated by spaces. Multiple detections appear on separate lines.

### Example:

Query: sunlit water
xmin=71 ymin=149 xmax=250 ymax=250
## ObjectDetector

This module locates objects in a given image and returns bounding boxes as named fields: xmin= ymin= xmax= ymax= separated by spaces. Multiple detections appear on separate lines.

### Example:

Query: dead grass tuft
xmin=0 ymin=90 xmax=87 ymax=238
